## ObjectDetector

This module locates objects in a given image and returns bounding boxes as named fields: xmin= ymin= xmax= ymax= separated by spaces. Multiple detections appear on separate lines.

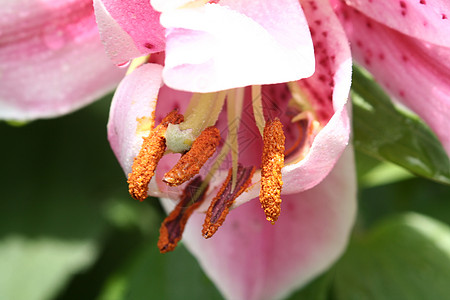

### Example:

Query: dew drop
xmin=42 ymin=27 xmax=65 ymax=50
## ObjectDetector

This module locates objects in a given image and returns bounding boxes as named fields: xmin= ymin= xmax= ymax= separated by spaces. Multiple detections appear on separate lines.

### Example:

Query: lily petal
xmin=337 ymin=4 xmax=450 ymax=156
xmin=343 ymin=0 xmax=450 ymax=47
xmin=108 ymin=63 xmax=164 ymax=175
xmin=163 ymin=147 xmax=356 ymax=300
xmin=276 ymin=0 xmax=353 ymax=195
xmin=0 ymin=0 xmax=125 ymax=121
xmin=161 ymin=0 xmax=315 ymax=92
xmin=93 ymin=0 xmax=165 ymax=64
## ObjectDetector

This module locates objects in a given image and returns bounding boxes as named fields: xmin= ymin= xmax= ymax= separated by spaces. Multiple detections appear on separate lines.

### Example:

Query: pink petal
xmin=161 ymin=0 xmax=315 ymax=92
xmin=343 ymin=0 xmax=450 ymax=47
xmin=337 ymin=4 xmax=450 ymax=156
xmin=163 ymin=147 xmax=356 ymax=300
xmin=93 ymin=0 xmax=165 ymax=64
xmin=0 ymin=0 xmax=125 ymax=121
xmin=278 ymin=0 xmax=353 ymax=195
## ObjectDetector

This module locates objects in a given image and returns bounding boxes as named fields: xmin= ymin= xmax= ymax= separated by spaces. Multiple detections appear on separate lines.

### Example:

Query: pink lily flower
xmin=334 ymin=0 xmax=450 ymax=156
xmin=0 ymin=0 xmax=125 ymax=121
xmin=98 ymin=1 xmax=356 ymax=299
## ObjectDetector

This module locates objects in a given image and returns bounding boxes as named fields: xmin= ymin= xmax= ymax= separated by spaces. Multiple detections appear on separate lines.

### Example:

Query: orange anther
xmin=163 ymin=126 xmax=221 ymax=186
xmin=127 ymin=110 xmax=184 ymax=201
xmin=259 ymin=119 xmax=285 ymax=224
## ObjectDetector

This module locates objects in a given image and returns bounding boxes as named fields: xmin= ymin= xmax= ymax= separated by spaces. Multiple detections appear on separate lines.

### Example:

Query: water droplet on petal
xmin=42 ymin=26 xmax=65 ymax=50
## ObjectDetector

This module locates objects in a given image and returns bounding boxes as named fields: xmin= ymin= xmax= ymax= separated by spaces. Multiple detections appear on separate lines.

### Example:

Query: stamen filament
xmin=226 ymin=88 xmax=244 ymax=192
xmin=180 ymin=91 xmax=226 ymax=136
xmin=260 ymin=119 xmax=285 ymax=224
xmin=287 ymin=81 xmax=319 ymax=121
xmin=251 ymin=85 xmax=266 ymax=136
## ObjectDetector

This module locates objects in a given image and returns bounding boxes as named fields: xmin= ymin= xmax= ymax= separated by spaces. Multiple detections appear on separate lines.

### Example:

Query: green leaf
xmin=98 ymin=241 xmax=223 ymax=300
xmin=351 ymin=66 xmax=450 ymax=185
xmin=334 ymin=213 xmax=450 ymax=300
xmin=0 ymin=237 xmax=98 ymax=300
xmin=0 ymin=96 xmax=128 ymax=300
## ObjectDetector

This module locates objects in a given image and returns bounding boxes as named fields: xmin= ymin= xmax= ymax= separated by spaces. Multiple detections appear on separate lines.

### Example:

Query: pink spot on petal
xmin=443 ymin=14 xmax=448 ymax=19
xmin=419 ymin=0 xmax=426 ymax=4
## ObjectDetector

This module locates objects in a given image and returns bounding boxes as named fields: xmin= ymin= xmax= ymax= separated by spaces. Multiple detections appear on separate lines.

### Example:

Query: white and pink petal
xmin=161 ymin=0 xmax=315 ymax=92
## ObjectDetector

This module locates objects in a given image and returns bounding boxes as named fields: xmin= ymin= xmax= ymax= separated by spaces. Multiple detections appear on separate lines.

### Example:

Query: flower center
xmin=127 ymin=82 xmax=321 ymax=252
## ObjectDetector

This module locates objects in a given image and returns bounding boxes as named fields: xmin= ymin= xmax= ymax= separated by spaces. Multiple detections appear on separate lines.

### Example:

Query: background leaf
xmin=0 ymin=96 xmax=128 ymax=300
xmin=333 ymin=213 xmax=450 ymax=300
xmin=352 ymin=67 xmax=450 ymax=185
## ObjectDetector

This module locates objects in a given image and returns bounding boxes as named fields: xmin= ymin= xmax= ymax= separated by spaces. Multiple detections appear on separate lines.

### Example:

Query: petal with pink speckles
xmin=344 ymin=0 xmax=450 ymax=47
xmin=0 ymin=0 xmax=125 ymax=121
xmin=280 ymin=0 xmax=353 ymax=195
xmin=338 ymin=4 xmax=450 ymax=156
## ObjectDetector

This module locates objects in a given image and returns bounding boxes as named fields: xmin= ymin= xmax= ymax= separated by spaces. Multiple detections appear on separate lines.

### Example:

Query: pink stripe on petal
xmin=344 ymin=0 xmax=450 ymax=47
xmin=163 ymin=147 xmax=356 ymax=300
xmin=0 ymin=0 xmax=125 ymax=120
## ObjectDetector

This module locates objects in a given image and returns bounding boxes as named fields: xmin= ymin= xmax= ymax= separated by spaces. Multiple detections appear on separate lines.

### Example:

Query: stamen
xmin=158 ymin=176 xmax=208 ymax=253
xmin=128 ymin=110 xmax=184 ymax=201
xmin=202 ymin=165 xmax=255 ymax=238
xmin=251 ymin=85 xmax=266 ymax=136
xmin=260 ymin=119 xmax=285 ymax=224
xmin=287 ymin=81 xmax=318 ymax=121
xmin=163 ymin=126 xmax=221 ymax=186
xmin=126 ymin=55 xmax=150 ymax=75
xmin=180 ymin=91 xmax=226 ymax=136
xmin=226 ymin=88 xmax=245 ymax=191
